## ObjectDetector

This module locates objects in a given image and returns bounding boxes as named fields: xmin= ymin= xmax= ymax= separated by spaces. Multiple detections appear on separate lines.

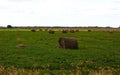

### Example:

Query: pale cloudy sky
xmin=0 ymin=0 xmax=120 ymax=27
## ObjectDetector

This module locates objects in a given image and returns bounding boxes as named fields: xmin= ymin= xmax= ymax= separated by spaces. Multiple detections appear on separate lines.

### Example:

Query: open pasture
xmin=0 ymin=28 xmax=120 ymax=74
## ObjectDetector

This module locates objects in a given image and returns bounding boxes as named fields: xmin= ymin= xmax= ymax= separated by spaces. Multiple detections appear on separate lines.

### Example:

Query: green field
xmin=0 ymin=29 xmax=120 ymax=74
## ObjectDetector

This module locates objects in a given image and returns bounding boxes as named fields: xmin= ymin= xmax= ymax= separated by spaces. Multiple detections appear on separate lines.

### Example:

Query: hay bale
xmin=39 ymin=29 xmax=43 ymax=31
xmin=76 ymin=29 xmax=79 ymax=32
xmin=88 ymin=29 xmax=92 ymax=32
xmin=70 ymin=30 xmax=75 ymax=33
xmin=45 ymin=29 xmax=48 ymax=31
xmin=48 ymin=30 xmax=55 ymax=34
xmin=31 ymin=29 xmax=36 ymax=32
xmin=62 ymin=30 xmax=68 ymax=33
xmin=59 ymin=37 xmax=78 ymax=49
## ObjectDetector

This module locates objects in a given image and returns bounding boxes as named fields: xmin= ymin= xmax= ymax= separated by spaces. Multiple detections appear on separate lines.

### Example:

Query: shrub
xmin=7 ymin=25 xmax=12 ymax=28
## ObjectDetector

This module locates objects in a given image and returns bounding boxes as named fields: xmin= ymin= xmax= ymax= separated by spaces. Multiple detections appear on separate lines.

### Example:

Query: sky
xmin=0 ymin=0 xmax=120 ymax=27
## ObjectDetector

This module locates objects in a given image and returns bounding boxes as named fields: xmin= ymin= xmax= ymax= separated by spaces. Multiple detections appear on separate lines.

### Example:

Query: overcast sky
xmin=0 ymin=0 xmax=120 ymax=27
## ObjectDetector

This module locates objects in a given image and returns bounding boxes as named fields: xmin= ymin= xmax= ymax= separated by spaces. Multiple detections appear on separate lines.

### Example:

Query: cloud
xmin=0 ymin=0 xmax=120 ymax=27
xmin=113 ymin=0 xmax=120 ymax=3
xmin=8 ymin=0 xmax=32 ymax=2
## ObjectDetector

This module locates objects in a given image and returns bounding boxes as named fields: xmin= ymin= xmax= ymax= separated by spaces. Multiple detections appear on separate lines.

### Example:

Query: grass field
xmin=0 ymin=29 xmax=120 ymax=74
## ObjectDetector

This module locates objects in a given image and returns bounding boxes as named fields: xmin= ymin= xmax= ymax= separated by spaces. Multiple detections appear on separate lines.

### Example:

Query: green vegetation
xmin=0 ymin=29 xmax=120 ymax=74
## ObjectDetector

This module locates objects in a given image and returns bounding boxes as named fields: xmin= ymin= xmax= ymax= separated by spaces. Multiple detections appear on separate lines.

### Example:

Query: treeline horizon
xmin=0 ymin=25 xmax=120 ymax=28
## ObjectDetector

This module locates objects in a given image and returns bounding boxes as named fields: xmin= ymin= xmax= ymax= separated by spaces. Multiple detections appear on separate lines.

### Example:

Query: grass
xmin=0 ymin=29 xmax=120 ymax=74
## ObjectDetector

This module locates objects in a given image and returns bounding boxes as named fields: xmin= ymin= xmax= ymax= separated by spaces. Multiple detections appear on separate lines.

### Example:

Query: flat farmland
xmin=0 ymin=29 xmax=120 ymax=74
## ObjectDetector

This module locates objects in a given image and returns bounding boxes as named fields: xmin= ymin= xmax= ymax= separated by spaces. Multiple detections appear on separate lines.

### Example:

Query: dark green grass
xmin=0 ymin=31 xmax=120 ymax=70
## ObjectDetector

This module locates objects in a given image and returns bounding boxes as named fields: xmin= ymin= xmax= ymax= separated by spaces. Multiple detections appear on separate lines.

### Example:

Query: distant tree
xmin=106 ymin=26 xmax=112 ymax=28
xmin=119 ymin=25 xmax=120 ymax=28
xmin=7 ymin=25 xmax=12 ymax=28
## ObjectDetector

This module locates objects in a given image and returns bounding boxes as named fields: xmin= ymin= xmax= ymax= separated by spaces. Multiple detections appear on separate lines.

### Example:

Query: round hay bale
xmin=48 ymin=30 xmax=55 ymax=34
xmin=62 ymin=30 xmax=68 ymax=33
xmin=31 ymin=29 xmax=36 ymax=32
xmin=39 ymin=29 xmax=43 ymax=31
xmin=88 ymin=29 xmax=92 ymax=32
xmin=59 ymin=37 xmax=78 ymax=49
xmin=75 ymin=29 xmax=79 ymax=32
xmin=45 ymin=29 xmax=48 ymax=31
xmin=70 ymin=30 xmax=75 ymax=33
